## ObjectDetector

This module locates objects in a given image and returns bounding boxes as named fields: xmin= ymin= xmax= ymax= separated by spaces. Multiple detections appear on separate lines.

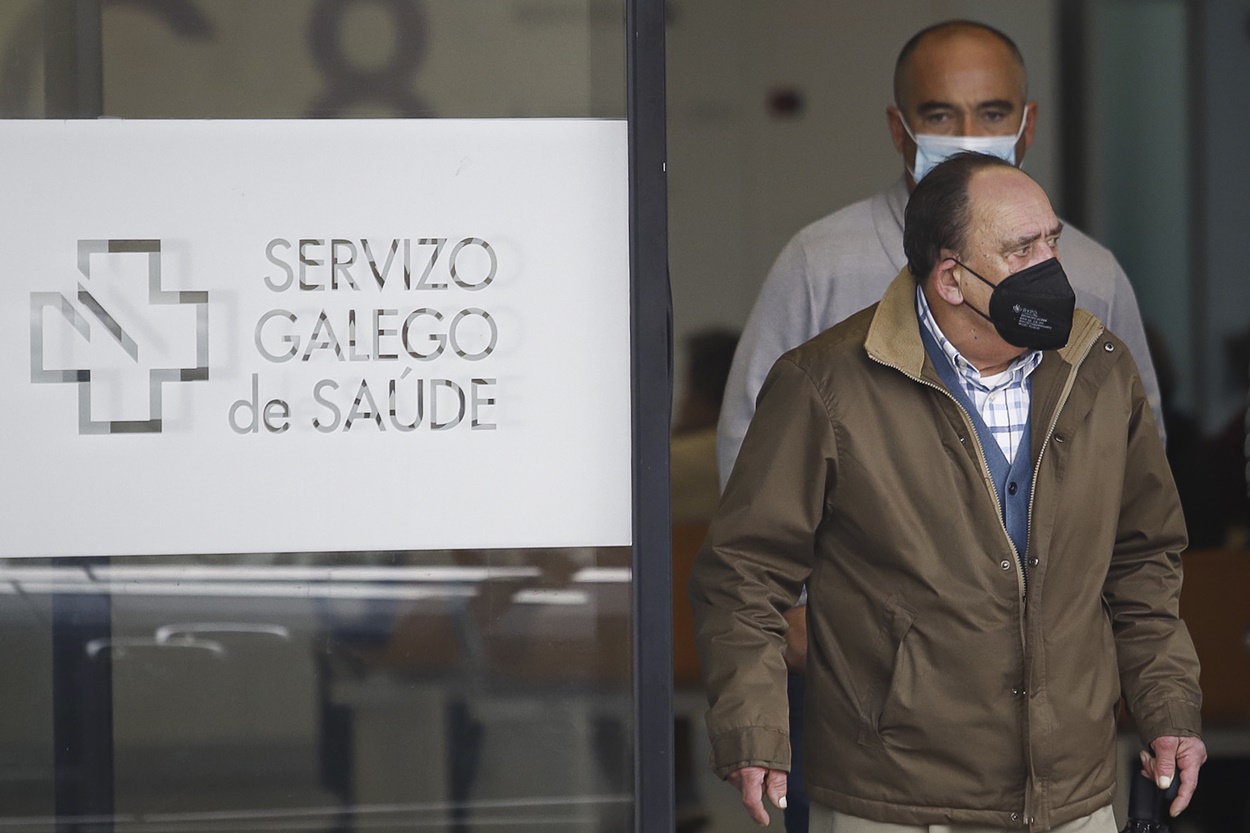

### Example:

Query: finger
xmin=1151 ymin=736 xmax=1179 ymax=790
xmin=1138 ymin=749 xmax=1154 ymax=780
xmin=743 ymin=788 xmax=770 ymax=826
xmin=1169 ymin=765 xmax=1197 ymax=817
xmin=730 ymin=767 xmax=770 ymax=826
xmin=1169 ymin=739 xmax=1209 ymax=817
xmin=765 ymin=769 xmax=789 ymax=810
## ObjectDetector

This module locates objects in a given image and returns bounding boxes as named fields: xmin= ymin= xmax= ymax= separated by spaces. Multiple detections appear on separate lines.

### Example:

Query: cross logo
xmin=30 ymin=239 xmax=209 ymax=435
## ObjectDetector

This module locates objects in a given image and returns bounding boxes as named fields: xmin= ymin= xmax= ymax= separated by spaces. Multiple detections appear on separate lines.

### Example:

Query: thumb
xmin=765 ymin=769 xmax=789 ymax=810
xmin=1151 ymin=736 xmax=1179 ymax=789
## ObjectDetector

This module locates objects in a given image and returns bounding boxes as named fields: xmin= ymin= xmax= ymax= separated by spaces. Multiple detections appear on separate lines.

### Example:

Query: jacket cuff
xmin=709 ymin=726 xmax=791 ymax=779
xmin=1132 ymin=697 xmax=1203 ymax=746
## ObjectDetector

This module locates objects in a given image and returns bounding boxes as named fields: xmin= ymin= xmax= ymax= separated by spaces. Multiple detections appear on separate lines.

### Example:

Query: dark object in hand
xmin=1120 ymin=767 xmax=1181 ymax=832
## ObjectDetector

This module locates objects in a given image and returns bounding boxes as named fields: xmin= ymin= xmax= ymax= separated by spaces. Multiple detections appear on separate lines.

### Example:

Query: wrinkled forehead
xmin=966 ymin=169 xmax=1058 ymax=244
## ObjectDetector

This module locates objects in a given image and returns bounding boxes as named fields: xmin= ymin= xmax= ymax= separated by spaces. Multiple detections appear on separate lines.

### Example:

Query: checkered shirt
xmin=916 ymin=285 xmax=1042 ymax=462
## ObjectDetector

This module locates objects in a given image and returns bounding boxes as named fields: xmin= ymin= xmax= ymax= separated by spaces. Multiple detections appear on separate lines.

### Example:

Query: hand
xmin=1141 ymin=735 xmax=1208 ymax=816
xmin=727 ymin=765 xmax=788 ymax=826
xmin=782 ymin=605 xmax=808 ymax=673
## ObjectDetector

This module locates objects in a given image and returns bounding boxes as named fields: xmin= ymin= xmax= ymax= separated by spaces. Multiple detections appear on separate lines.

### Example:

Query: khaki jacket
xmin=690 ymin=271 xmax=1202 ymax=832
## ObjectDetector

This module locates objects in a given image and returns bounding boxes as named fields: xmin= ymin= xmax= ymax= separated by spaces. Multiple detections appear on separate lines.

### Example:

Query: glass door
xmin=0 ymin=2 xmax=670 ymax=832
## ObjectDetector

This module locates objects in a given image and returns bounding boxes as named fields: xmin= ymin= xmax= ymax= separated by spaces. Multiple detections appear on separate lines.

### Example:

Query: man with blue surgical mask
xmin=713 ymin=20 xmax=1167 ymax=833
xmin=888 ymin=23 xmax=1034 ymax=187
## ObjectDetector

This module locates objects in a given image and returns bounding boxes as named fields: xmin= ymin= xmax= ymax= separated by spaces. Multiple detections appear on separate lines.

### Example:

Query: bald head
xmin=894 ymin=21 xmax=1027 ymax=110
xmin=887 ymin=21 xmax=1035 ymax=188
xmin=904 ymin=151 xmax=1019 ymax=281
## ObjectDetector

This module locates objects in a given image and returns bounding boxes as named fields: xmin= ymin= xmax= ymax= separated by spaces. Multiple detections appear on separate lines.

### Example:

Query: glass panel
xmin=1088 ymin=0 xmax=1249 ymax=550
xmin=0 ymin=550 xmax=634 ymax=831
xmin=0 ymin=2 xmax=635 ymax=832
xmin=0 ymin=0 xmax=625 ymax=119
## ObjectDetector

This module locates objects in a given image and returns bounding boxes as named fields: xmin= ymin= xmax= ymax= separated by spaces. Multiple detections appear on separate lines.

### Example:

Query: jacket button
xmin=1030 ymin=557 xmax=1040 ymax=567
xmin=1104 ymin=341 xmax=1115 ymax=352
xmin=1054 ymin=434 xmax=1065 ymax=444
xmin=1011 ymin=812 xmax=1020 ymax=822
xmin=1007 ymin=481 xmax=1018 ymax=496
xmin=1000 ymin=560 xmax=1012 ymax=571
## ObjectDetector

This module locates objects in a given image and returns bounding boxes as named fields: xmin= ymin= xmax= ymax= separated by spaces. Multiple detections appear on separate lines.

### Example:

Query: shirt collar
xmin=915 ymin=283 xmax=1042 ymax=389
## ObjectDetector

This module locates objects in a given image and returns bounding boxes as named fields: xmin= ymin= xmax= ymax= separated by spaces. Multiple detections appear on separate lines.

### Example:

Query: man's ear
xmin=931 ymin=254 xmax=964 ymax=306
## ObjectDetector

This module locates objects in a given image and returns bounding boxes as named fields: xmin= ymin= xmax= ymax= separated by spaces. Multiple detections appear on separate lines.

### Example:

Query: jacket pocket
xmin=858 ymin=594 xmax=916 ymax=748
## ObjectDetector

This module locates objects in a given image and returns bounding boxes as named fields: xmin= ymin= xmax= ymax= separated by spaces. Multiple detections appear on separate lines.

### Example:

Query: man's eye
xmin=984 ymin=111 xmax=1008 ymax=123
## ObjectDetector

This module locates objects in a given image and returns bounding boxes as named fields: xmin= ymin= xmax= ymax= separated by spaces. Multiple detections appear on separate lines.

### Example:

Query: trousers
xmin=808 ymin=803 xmax=1117 ymax=833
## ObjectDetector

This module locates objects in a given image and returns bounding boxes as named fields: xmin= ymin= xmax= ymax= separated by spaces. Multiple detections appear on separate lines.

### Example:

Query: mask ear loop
xmin=1009 ymin=108 xmax=1029 ymax=171
xmin=897 ymin=107 xmax=921 ymax=182
xmin=1011 ymin=108 xmax=1029 ymax=143
xmin=950 ymin=258 xmax=998 ymax=324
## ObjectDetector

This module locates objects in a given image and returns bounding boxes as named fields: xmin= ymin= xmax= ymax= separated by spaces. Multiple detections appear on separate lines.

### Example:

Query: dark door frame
xmin=627 ymin=0 xmax=673 ymax=831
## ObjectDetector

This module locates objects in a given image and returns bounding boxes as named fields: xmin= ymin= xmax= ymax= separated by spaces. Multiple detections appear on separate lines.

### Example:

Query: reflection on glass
xmin=0 ymin=1 xmax=636 ymax=831
xmin=0 ymin=0 xmax=626 ymax=120
xmin=0 ymin=549 xmax=634 ymax=831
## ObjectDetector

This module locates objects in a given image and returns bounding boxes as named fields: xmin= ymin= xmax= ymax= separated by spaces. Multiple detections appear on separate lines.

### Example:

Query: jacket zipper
xmin=871 ymin=332 xmax=1100 ymax=833
xmin=1024 ymin=330 xmax=1101 ymax=580
xmin=1017 ymin=327 xmax=1101 ymax=832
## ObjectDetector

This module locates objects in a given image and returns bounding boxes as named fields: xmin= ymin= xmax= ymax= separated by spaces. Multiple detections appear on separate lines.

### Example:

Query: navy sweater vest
xmin=920 ymin=325 xmax=1033 ymax=567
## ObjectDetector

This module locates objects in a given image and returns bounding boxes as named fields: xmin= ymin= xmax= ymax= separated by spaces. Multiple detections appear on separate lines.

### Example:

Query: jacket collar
xmin=865 ymin=269 xmax=1104 ymax=383
xmin=864 ymin=269 xmax=929 ymax=378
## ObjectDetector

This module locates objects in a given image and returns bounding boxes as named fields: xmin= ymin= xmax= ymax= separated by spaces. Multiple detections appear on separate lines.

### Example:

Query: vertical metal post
xmin=627 ymin=0 xmax=673 ymax=831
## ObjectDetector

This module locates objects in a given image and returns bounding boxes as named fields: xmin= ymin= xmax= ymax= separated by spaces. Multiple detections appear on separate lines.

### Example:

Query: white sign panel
xmin=0 ymin=119 xmax=632 ymax=557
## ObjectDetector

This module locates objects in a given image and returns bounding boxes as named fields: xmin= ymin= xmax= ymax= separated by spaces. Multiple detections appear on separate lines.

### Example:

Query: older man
xmin=690 ymin=153 xmax=1204 ymax=832
xmin=720 ymin=23 xmax=1170 ymax=830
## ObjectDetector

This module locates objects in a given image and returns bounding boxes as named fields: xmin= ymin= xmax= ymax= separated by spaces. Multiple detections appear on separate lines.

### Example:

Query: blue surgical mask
xmin=901 ymin=111 xmax=1028 ymax=182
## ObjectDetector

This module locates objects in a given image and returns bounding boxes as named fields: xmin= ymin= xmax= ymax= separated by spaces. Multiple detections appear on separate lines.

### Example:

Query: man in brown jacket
xmin=689 ymin=153 xmax=1205 ymax=832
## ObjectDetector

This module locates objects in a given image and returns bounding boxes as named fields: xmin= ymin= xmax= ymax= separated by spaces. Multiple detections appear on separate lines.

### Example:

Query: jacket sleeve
xmin=1104 ymin=367 xmax=1202 ymax=744
xmin=716 ymin=235 xmax=820 ymax=489
xmin=691 ymin=358 xmax=836 ymax=778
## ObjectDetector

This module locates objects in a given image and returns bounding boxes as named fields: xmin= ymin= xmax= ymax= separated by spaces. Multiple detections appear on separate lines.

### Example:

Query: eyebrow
xmin=976 ymin=99 xmax=1018 ymax=113
xmin=914 ymin=98 xmax=1019 ymax=116
xmin=916 ymin=101 xmax=952 ymax=115
xmin=1003 ymin=222 xmax=1064 ymax=253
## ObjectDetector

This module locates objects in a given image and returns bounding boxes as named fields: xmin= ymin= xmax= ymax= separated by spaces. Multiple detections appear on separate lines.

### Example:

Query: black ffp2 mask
xmin=956 ymin=257 xmax=1076 ymax=350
